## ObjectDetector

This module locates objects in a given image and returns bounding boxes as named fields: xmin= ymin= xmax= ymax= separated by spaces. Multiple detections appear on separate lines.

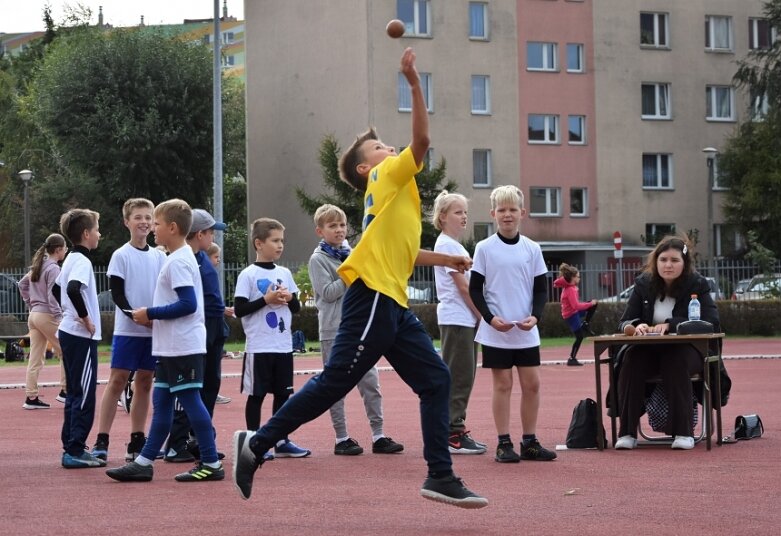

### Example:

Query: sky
xmin=0 ymin=0 xmax=244 ymax=34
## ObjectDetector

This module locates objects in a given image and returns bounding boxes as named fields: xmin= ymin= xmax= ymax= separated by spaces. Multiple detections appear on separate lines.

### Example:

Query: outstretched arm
xmin=401 ymin=47 xmax=430 ymax=166
xmin=415 ymin=249 xmax=472 ymax=273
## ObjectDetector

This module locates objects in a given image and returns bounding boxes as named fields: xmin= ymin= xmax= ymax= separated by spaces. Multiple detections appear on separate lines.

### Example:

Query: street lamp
xmin=702 ymin=147 xmax=718 ymax=259
xmin=18 ymin=169 xmax=33 ymax=267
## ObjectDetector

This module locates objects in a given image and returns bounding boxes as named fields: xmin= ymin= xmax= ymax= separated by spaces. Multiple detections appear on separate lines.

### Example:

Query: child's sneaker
xmin=55 ymin=391 xmax=66 ymax=403
xmin=92 ymin=438 xmax=109 ymax=461
xmin=232 ymin=431 xmax=264 ymax=500
xmin=495 ymin=442 xmax=521 ymax=463
xmin=124 ymin=434 xmax=147 ymax=462
xmin=566 ymin=357 xmax=584 ymax=367
xmin=22 ymin=397 xmax=50 ymax=409
xmin=164 ymin=446 xmax=195 ymax=463
xmin=448 ymin=431 xmax=487 ymax=455
xmin=274 ymin=439 xmax=311 ymax=458
xmin=372 ymin=436 xmax=404 ymax=454
xmin=420 ymin=474 xmax=489 ymax=509
xmin=334 ymin=438 xmax=364 ymax=456
xmin=62 ymin=451 xmax=107 ymax=469
xmin=520 ymin=439 xmax=557 ymax=461
xmin=215 ymin=394 xmax=232 ymax=404
xmin=119 ymin=382 xmax=133 ymax=414
xmin=105 ymin=461 xmax=153 ymax=482
xmin=174 ymin=462 xmax=225 ymax=482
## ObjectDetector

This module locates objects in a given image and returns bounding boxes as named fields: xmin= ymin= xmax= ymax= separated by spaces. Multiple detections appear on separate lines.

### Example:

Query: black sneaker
xmin=124 ymin=434 xmax=147 ymax=462
xmin=55 ymin=391 xmax=66 ymax=403
xmin=495 ymin=442 xmax=521 ymax=463
xmin=420 ymin=475 xmax=488 ymax=509
xmin=567 ymin=358 xmax=584 ymax=367
xmin=106 ymin=461 xmax=153 ymax=482
xmin=164 ymin=446 xmax=195 ymax=463
xmin=372 ymin=436 xmax=404 ymax=454
xmin=185 ymin=439 xmax=226 ymax=461
xmin=520 ymin=439 xmax=557 ymax=461
xmin=334 ymin=438 xmax=364 ymax=456
xmin=119 ymin=379 xmax=133 ymax=414
xmin=22 ymin=397 xmax=50 ymax=409
xmin=448 ymin=431 xmax=487 ymax=455
xmin=92 ymin=438 xmax=109 ymax=461
xmin=232 ymin=431 xmax=264 ymax=500
xmin=174 ymin=462 xmax=225 ymax=482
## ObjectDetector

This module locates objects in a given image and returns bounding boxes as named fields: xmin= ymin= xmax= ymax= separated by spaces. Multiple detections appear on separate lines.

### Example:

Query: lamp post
xmin=18 ymin=169 xmax=33 ymax=268
xmin=702 ymin=147 xmax=718 ymax=260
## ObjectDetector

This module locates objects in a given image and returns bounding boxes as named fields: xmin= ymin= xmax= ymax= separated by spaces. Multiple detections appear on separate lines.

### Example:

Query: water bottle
xmin=688 ymin=294 xmax=701 ymax=321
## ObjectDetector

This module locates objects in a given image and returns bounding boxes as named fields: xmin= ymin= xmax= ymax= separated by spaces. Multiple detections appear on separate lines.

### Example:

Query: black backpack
xmin=566 ymin=398 xmax=606 ymax=449
xmin=4 ymin=340 xmax=25 ymax=363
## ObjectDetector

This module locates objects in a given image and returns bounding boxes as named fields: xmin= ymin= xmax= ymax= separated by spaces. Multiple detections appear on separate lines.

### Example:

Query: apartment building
xmin=243 ymin=0 xmax=769 ymax=263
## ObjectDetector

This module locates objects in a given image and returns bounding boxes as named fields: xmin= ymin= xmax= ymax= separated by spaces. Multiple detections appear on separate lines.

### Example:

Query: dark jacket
xmin=612 ymin=271 xmax=731 ymax=408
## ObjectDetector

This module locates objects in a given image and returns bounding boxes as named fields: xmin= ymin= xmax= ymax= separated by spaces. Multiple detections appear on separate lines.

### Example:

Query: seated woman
xmin=615 ymin=235 xmax=719 ymax=450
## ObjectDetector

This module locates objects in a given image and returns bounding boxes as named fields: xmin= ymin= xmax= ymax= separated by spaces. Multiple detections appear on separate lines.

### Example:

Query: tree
xmin=720 ymin=0 xmax=781 ymax=258
xmin=295 ymin=134 xmax=457 ymax=249
xmin=27 ymin=26 xmax=214 ymax=262
xmin=220 ymin=76 xmax=248 ymax=264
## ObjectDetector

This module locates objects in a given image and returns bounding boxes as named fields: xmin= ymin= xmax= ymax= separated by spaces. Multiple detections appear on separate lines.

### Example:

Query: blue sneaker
xmin=62 ymin=451 xmax=107 ymax=468
xmin=274 ymin=439 xmax=311 ymax=458
xmin=263 ymin=451 xmax=274 ymax=461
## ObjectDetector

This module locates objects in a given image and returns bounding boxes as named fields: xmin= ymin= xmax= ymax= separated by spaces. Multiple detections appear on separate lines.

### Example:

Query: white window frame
xmin=640 ymin=12 xmax=669 ymax=48
xmin=713 ymin=224 xmax=744 ymax=257
xmin=528 ymin=114 xmax=560 ymax=144
xmin=641 ymin=82 xmax=671 ymax=120
xmin=749 ymin=18 xmax=777 ymax=50
xmin=398 ymin=72 xmax=433 ymax=112
xmin=472 ymin=149 xmax=492 ymax=187
xmin=527 ymin=42 xmax=558 ymax=72
xmin=529 ymin=187 xmax=561 ymax=217
xmin=473 ymin=222 xmax=494 ymax=241
xmin=567 ymin=115 xmax=586 ymax=145
xmin=706 ymin=85 xmax=734 ymax=121
xmin=642 ymin=153 xmax=673 ymax=190
xmin=566 ymin=43 xmax=584 ymax=73
xmin=752 ymin=91 xmax=769 ymax=121
xmin=468 ymin=2 xmax=489 ymax=40
xmin=397 ymin=0 xmax=431 ymax=37
xmin=570 ymin=187 xmax=588 ymax=217
xmin=471 ymin=75 xmax=491 ymax=115
xmin=645 ymin=223 xmax=676 ymax=246
xmin=705 ymin=15 xmax=733 ymax=51
xmin=709 ymin=155 xmax=728 ymax=191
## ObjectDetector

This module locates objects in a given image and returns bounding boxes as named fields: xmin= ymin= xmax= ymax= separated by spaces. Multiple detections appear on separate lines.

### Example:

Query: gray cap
xmin=190 ymin=209 xmax=227 ymax=233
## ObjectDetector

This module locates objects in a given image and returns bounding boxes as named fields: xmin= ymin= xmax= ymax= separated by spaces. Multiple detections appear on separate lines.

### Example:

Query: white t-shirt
xmin=235 ymin=263 xmax=299 ymax=353
xmin=472 ymin=233 xmax=547 ymax=349
xmin=108 ymin=243 xmax=166 ymax=337
xmin=433 ymin=233 xmax=475 ymax=327
xmin=151 ymin=246 xmax=205 ymax=356
xmin=56 ymin=250 xmax=102 ymax=340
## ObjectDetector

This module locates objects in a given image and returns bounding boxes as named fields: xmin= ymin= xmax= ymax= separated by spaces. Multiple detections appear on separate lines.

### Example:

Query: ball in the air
xmin=386 ymin=19 xmax=405 ymax=39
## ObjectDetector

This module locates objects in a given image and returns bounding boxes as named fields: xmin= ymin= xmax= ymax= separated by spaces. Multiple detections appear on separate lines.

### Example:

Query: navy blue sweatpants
xmin=251 ymin=279 xmax=453 ymax=473
xmin=59 ymin=330 xmax=98 ymax=456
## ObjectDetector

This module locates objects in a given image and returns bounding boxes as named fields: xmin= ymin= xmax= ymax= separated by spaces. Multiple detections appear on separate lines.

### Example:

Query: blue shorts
xmin=111 ymin=336 xmax=156 ymax=372
xmin=565 ymin=312 xmax=586 ymax=333
xmin=153 ymin=354 xmax=204 ymax=393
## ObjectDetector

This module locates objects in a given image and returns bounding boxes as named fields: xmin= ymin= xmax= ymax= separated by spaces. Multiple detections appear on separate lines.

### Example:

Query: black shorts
xmin=154 ymin=354 xmax=204 ymax=393
xmin=241 ymin=352 xmax=294 ymax=398
xmin=481 ymin=345 xmax=541 ymax=369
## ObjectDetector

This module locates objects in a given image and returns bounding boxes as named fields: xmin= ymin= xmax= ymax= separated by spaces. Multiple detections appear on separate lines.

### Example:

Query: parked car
xmin=730 ymin=278 xmax=752 ymax=300
xmin=600 ymin=277 xmax=722 ymax=303
xmin=734 ymin=274 xmax=781 ymax=301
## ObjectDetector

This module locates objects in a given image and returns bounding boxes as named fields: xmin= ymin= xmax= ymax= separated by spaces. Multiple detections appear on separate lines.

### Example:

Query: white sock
xmin=372 ymin=434 xmax=385 ymax=443
xmin=135 ymin=456 xmax=154 ymax=466
xmin=204 ymin=461 xmax=221 ymax=469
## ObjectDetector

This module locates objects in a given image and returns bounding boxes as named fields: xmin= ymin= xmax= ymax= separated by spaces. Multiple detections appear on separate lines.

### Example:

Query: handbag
xmin=723 ymin=414 xmax=763 ymax=443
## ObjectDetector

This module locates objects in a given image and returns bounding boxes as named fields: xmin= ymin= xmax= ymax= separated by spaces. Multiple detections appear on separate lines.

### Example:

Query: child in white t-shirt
xmin=432 ymin=191 xmax=486 ymax=455
xmin=468 ymin=185 xmax=556 ymax=464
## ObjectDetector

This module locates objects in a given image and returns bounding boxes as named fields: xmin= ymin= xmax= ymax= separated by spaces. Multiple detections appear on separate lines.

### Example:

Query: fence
xmin=1 ymin=259 xmax=778 ymax=319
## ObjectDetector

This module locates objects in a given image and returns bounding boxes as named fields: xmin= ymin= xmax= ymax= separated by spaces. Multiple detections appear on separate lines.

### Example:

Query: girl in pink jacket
xmin=553 ymin=263 xmax=598 ymax=366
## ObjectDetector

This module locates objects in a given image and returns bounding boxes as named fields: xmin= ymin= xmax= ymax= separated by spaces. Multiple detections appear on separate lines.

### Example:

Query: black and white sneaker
xmin=448 ymin=431 xmax=487 ymax=455
xmin=55 ymin=391 xmax=66 ymax=403
xmin=233 ymin=431 xmax=264 ymax=500
xmin=106 ymin=461 xmax=153 ymax=482
xmin=420 ymin=475 xmax=488 ymax=509
xmin=119 ymin=377 xmax=133 ymax=414
xmin=23 ymin=397 xmax=50 ymax=409
xmin=174 ymin=462 xmax=225 ymax=482
xmin=520 ymin=439 xmax=557 ymax=461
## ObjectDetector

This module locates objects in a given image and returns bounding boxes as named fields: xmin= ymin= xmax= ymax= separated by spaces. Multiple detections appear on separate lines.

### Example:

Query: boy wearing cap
xmin=92 ymin=198 xmax=166 ymax=462
xmin=164 ymin=208 xmax=228 ymax=462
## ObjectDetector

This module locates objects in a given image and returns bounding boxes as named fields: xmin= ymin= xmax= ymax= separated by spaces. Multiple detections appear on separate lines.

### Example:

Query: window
xmin=706 ymin=85 xmax=734 ymax=121
xmin=473 ymin=149 xmax=491 ymax=186
xmin=568 ymin=115 xmax=586 ymax=144
xmin=527 ymin=42 xmax=558 ymax=71
xmin=473 ymin=222 xmax=493 ymax=241
xmin=570 ymin=187 xmax=588 ymax=217
xmin=397 ymin=0 xmax=431 ymax=37
xmin=708 ymin=155 xmax=728 ymax=190
xmin=749 ymin=18 xmax=776 ymax=50
xmin=530 ymin=187 xmax=561 ymax=217
xmin=469 ymin=2 xmax=489 ymax=40
xmin=645 ymin=223 xmax=676 ymax=246
xmin=528 ymin=114 xmax=559 ymax=144
xmin=222 ymin=31 xmax=235 ymax=43
xmin=705 ymin=15 xmax=732 ymax=51
xmin=751 ymin=91 xmax=769 ymax=120
xmin=398 ymin=72 xmax=433 ymax=112
xmin=642 ymin=153 xmax=673 ymax=189
xmin=641 ymin=83 xmax=671 ymax=119
xmin=640 ymin=12 xmax=668 ymax=47
xmin=471 ymin=75 xmax=490 ymax=114
xmin=566 ymin=43 xmax=584 ymax=72
xmin=202 ymin=34 xmax=211 ymax=44
xmin=222 ymin=55 xmax=235 ymax=67
xmin=714 ymin=224 xmax=743 ymax=257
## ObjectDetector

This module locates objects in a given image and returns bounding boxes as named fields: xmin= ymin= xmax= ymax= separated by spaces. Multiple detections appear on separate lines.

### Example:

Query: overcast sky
xmin=0 ymin=0 xmax=244 ymax=34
